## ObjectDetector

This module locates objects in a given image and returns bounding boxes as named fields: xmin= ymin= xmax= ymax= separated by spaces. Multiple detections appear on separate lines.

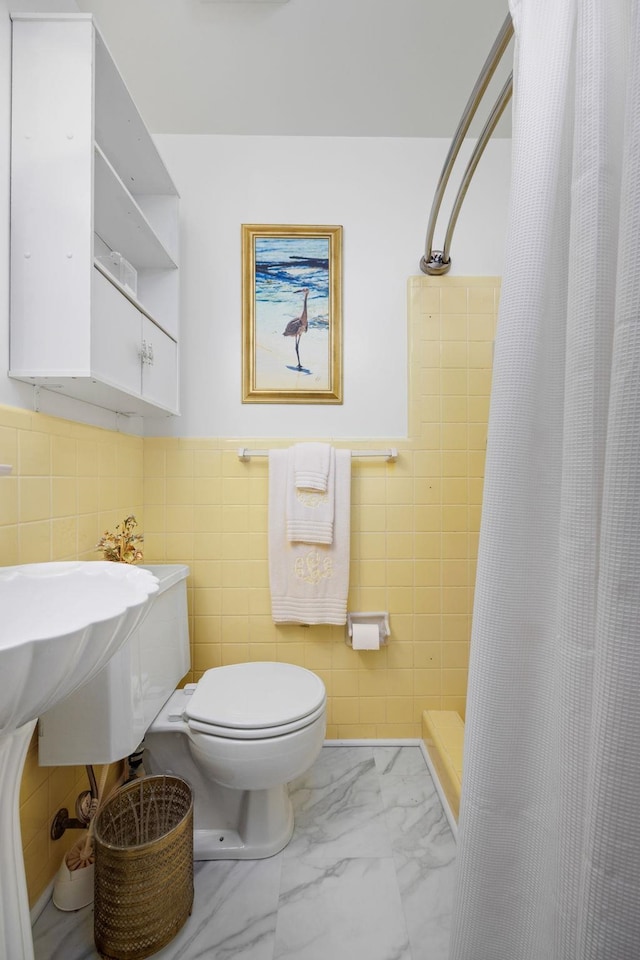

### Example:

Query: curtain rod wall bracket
xmin=420 ymin=251 xmax=452 ymax=276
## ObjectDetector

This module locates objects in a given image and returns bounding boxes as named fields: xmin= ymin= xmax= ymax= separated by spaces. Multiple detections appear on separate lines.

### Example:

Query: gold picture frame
xmin=242 ymin=223 xmax=343 ymax=403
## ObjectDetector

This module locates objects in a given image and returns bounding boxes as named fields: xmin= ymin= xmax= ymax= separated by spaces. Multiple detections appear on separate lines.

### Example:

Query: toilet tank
xmin=38 ymin=564 xmax=190 ymax=765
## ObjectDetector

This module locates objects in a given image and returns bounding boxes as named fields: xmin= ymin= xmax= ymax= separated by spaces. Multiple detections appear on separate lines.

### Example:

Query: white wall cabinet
xmin=9 ymin=14 xmax=180 ymax=418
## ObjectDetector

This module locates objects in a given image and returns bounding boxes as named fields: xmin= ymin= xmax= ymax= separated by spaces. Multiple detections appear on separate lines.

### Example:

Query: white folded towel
xmin=269 ymin=448 xmax=351 ymax=625
xmin=287 ymin=446 xmax=335 ymax=544
xmin=293 ymin=442 xmax=332 ymax=493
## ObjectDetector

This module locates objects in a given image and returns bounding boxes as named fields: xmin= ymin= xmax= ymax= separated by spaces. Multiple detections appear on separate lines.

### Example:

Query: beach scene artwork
xmin=242 ymin=225 xmax=342 ymax=403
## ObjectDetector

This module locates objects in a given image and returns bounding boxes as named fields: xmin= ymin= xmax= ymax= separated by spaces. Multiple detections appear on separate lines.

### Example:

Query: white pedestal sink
xmin=0 ymin=561 xmax=159 ymax=960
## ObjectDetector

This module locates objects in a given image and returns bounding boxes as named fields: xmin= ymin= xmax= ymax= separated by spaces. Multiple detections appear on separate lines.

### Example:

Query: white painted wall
xmin=0 ymin=2 xmax=511 ymax=438
xmin=148 ymin=133 xmax=511 ymax=439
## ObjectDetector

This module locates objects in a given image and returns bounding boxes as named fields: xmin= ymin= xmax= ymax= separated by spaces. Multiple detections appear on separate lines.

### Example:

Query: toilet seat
xmin=187 ymin=699 xmax=326 ymax=740
xmin=184 ymin=662 xmax=326 ymax=741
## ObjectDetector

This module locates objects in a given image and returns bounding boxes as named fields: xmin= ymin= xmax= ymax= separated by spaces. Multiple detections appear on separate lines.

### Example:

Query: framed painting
xmin=241 ymin=223 xmax=343 ymax=403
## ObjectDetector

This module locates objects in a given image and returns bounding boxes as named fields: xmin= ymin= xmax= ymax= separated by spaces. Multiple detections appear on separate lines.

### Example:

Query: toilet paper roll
xmin=351 ymin=623 xmax=380 ymax=650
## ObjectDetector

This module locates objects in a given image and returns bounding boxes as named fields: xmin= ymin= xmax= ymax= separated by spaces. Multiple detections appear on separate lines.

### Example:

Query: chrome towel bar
xmin=237 ymin=447 xmax=398 ymax=462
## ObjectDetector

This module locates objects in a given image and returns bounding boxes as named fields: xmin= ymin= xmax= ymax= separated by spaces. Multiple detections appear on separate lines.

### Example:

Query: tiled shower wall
xmin=0 ymin=275 xmax=498 ymax=906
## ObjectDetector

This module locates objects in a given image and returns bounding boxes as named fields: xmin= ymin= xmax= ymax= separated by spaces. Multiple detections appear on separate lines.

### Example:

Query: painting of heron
xmin=242 ymin=224 xmax=343 ymax=403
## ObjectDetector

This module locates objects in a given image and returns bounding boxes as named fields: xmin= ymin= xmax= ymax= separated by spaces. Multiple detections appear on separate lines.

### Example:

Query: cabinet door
xmin=141 ymin=316 xmax=179 ymax=414
xmin=92 ymin=268 xmax=143 ymax=397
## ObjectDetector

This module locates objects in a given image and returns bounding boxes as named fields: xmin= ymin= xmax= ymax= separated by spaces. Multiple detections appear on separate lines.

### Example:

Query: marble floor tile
xmin=373 ymin=746 xmax=431 ymax=779
xmin=285 ymin=746 xmax=392 ymax=862
xmin=33 ymin=855 xmax=282 ymax=960
xmin=31 ymin=746 xmax=457 ymax=960
xmin=379 ymin=768 xmax=454 ymax=866
xmin=295 ymin=745 xmax=375 ymax=786
xmin=274 ymin=855 xmax=411 ymax=960
xmin=32 ymin=904 xmax=94 ymax=960
xmin=394 ymin=857 xmax=456 ymax=960
xmin=150 ymin=856 xmax=282 ymax=960
xmin=374 ymin=748 xmax=456 ymax=960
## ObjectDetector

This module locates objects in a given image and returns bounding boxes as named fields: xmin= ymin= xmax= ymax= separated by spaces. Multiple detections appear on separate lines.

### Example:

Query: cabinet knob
xmin=139 ymin=340 xmax=155 ymax=365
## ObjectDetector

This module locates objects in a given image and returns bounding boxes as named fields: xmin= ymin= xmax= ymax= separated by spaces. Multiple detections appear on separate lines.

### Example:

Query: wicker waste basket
xmin=94 ymin=775 xmax=194 ymax=960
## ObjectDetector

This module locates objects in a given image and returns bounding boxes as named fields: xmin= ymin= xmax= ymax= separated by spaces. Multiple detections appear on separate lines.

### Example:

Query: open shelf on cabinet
xmin=94 ymin=145 xmax=178 ymax=272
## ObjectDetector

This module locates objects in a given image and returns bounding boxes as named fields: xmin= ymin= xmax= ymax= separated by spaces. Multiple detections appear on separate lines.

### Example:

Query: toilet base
xmin=144 ymin=728 xmax=297 ymax=860
xmin=193 ymin=785 xmax=294 ymax=860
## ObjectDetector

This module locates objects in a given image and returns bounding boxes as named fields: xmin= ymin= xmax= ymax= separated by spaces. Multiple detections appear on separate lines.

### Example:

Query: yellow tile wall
xmin=143 ymin=276 xmax=499 ymax=739
xmin=5 ymin=275 xmax=497 ymax=907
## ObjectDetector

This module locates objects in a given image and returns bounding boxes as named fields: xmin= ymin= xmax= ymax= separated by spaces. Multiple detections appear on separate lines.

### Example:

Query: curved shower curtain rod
xmin=420 ymin=13 xmax=514 ymax=276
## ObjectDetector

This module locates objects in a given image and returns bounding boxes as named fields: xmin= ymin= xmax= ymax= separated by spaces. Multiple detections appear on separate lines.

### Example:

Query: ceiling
xmin=75 ymin=0 xmax=513 ymax=138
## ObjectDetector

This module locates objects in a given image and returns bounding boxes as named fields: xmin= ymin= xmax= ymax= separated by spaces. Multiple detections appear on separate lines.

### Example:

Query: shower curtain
xmin=450 ymin=1 xmax=640 ymax=959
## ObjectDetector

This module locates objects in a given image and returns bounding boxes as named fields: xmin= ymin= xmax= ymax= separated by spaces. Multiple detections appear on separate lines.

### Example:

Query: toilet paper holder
xmin=345 ymin=612 xmax=390 ymax=647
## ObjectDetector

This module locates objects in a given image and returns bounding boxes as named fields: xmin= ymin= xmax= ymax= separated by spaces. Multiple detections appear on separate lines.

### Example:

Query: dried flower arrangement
xmin=96 ymin=515 xmax=144 ymax=564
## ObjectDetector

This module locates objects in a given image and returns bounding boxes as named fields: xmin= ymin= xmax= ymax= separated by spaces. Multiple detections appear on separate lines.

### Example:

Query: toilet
xmin=145 ymin=661 xmax=326 ymax=858
xmin=38 ymin=564 xmax=326 ymax=860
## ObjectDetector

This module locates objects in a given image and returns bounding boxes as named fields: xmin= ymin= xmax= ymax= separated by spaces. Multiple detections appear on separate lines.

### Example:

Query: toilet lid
xmin=187 ymin=699 xmax=326 ymax=740
xmin=185 ymin=662 xmax=326 ymax=731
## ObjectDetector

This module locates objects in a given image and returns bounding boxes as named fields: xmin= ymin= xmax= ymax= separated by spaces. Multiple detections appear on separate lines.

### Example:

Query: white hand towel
xmin=293 ymin=442 xmax=332 ymax=493
xmin=269 ymin=448 xmax=351 ymax=625
xmin=287 ymin=446 xmax=335 ymax=544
